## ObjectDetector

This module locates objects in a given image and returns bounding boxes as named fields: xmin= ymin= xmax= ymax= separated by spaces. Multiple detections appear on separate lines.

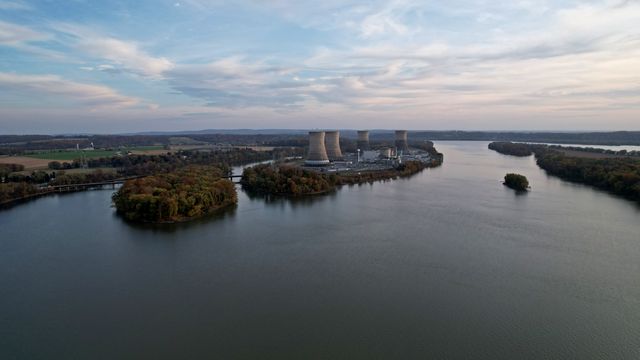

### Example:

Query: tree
xmin=48 ymin=161 xmax=62 ymax=170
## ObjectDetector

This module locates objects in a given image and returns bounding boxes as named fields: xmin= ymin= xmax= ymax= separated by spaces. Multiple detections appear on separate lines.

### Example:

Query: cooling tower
xmin=395 ymin=130 xmax=409 ymax=153
xmin=305 ymin=131 xmax=330 ymax=166
xmin=357 ymin=130 xmax=370 ymax=151
xmin=325 ymin=131 xmax=343 ymax=161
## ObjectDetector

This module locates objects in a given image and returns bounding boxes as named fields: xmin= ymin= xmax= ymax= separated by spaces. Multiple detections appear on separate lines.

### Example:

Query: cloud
xmin=0 ymin=72 xmax=140 ymax=108
xmin=51 ymin=23 xmax=174 ymax=77
xmin=0 ymin=20 xmax=48 ymax=45
xmin=166 ymin=57 xmax=306 ymax=107
xmin=0 ymin=1 xmax=32 ymax=10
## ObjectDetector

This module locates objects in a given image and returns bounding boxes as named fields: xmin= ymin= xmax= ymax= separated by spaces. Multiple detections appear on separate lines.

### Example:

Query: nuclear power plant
xmin=357 ymin=130 xmax=370 ymax=150
xmin=395 ymin=130 xmax=409 ymax=153
xmin=325 ymin=131 xmax=343 ymax=161
xmin=305 ymin=129 xmax=416 ymax=166
xmin=305 ymin=131 xmax=330 ymax=166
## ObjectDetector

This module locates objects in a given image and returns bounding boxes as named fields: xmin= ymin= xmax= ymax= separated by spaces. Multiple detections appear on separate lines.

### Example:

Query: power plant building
xmin=325 ymin=131 xmax=343 ymax=161
xmin=357 ymin=130 xmax=370 ymax=151
xmin=305 ymin=131 xmax=330 ymax=166
xmin=395 ymin=130 xmax=409 ymax=153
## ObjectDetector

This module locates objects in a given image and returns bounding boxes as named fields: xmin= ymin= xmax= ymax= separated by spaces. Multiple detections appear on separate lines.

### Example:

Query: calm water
xmin=1 ymin=141 xmax=639 ymax=359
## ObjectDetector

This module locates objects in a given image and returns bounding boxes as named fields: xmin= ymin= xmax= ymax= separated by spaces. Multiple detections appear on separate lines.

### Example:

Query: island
xmin=241 ymin=160 xmax=433 ymax=196
xmin=112 ymin=165 xmax=237 ymax=223
xmin=503 ymin=173 xmax=529 ymax=191
xmin=488 ymin=142 xmax=534 ymax=157
xmin=489 ymin=142 xmax=640 ymax=203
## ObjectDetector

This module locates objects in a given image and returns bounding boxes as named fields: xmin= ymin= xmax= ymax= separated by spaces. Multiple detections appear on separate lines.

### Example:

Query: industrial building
xmin=395 ymin=130 xmax=409 ymax=153
xmin=357 ymin=130 xmax=370 ymax=151
xmin=325 ymin=131 xmax=343 ymax=161
xmin=305 ymin=131 xmax=330 ymax=166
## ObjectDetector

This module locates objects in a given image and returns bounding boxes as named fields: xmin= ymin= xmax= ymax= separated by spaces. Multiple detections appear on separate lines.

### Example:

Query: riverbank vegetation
xmin=488 ymin=142 xmax=534 ymax=157
xmin=489 ymin=142 xmax=640 ymax=203
xmin=112 ymin=166 xmax=237 ymax=223
xmin=241 ymin=160 xmax=435 ymax=197
xmin=1 ymin=147 xmax=301 ymax=208
xmin=503 ymin=173 xmax=529 ymax=191
xmin=241 ymin=165 xmax=334 ymax=196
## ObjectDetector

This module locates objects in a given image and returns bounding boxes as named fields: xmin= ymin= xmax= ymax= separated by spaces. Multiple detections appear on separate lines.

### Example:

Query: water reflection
xmin=112 ymin=204 xmax=238 ymax=233
xmin=242 ymin=188 xmax=339 ymax=209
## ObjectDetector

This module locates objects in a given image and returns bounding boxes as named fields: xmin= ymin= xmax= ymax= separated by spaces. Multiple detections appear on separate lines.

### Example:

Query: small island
xmin=112 ymin=165 xmax=237 ymax=223
xmin=503 ymin=173 xmax=530 ymax=191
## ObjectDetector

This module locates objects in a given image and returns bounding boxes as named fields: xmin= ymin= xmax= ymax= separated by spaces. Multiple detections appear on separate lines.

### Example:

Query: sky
xmin=0 ymin=0 xmax=639 ymax=134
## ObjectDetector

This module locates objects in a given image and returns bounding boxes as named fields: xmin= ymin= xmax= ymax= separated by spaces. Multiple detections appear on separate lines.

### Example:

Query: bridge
xmin=43 ymin=176 xmax=144 ymax=193
xmin=2 ymin=174 xmax=245 ymax=208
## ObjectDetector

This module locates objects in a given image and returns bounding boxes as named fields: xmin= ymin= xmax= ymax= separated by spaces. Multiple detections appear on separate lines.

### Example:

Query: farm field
xmin=25 ymin=146 xmax=166 ymax=160
xmin=0 ymin=156 xmax=56 ymax=170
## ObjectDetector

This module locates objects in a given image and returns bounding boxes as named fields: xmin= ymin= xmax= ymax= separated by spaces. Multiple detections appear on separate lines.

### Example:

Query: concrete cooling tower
xmin=357 ymin=130 xmax=370 ymax=151
xmin=305 ymin=131 xmax=330 ymax=166
xmin=325 ymin=131 xmax=343 ymax=161
xmin=395 ymin=130 xmax=409 ymax=153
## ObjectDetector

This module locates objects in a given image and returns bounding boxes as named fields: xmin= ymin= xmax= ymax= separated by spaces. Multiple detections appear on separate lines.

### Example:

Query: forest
xmin=241 ymin=160 xmax=432 ymax=196
xmin=112 ymin=166 xmax=237 ymax=223
xmin=535 ymin=150 xmax=640 ymax=203
xmin=488 ymin=142 xmax=640 ymax=203
xmin=241 ymin=165 xmax=335 ymax=196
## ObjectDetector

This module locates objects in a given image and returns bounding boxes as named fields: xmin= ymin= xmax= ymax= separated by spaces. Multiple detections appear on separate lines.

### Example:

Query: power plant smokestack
xmin=305 ymin=131 xmax=330 ymax=166
xmin=395 ymin=130 xmax=409 ymax=153
xmin=357 ymin=130 xmax=370 ymax=151
xmin=325 ymin=131 xmax=343 ymax=161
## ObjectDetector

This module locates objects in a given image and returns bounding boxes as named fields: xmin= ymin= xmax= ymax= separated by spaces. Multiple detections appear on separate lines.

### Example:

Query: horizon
xmin=1 ymin=0 xmax=640 ymax=133
xmin=4 ymin=128 xmax=640 ymax=137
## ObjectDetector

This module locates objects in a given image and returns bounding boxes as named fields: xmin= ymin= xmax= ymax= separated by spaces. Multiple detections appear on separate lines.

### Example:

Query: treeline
xmin=108 ymin=148 xmax=300 ymax=176
xmin=241 ymin=160 xmax=432 ymax=196
xmin=112 ymin=166 xmax=237 ymax=223
xmin=408 ymin=131 xmax=640 ymax=145
xmin=4 ymin=170 xmax=52 ymax=184
xmin=1 ymin=164 xmax=25 ymax=179
xmin=547 ymin=145 xmax=640 ymax=157
xmin=535 ymin=150 xmax=640 ymax=202
xmin=49 ymin=170 xmax=120 ymax=186
xmin=488 ymin=142 xmax=534 ymax=156
xmin=42 ymin=148 xmax=302 ymax=177
xmin=488 ymin=142 xmax=640 ymax=203
xmin=0 ymin=182 xmax=39 ymax=205
xmin=0 ymin=135 xmax=170 ymax=155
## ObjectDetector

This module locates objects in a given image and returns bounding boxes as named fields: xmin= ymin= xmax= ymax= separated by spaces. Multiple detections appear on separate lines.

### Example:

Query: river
xmin=1 ymin=141 xmax=639 ymax=359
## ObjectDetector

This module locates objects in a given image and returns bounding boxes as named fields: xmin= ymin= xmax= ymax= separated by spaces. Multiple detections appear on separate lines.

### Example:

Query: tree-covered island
xmin=241 ymin=160 xmax=434 ymax=196
xmin=112 ymin=165 xmax=237 ymax=223
xmin=503 ymin=173 xmax=530 ymax=191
